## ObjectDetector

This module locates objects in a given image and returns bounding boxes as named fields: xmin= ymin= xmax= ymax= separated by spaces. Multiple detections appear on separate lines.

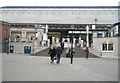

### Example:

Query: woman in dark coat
xmin=48 ymin=45 xmax=56 ymax=63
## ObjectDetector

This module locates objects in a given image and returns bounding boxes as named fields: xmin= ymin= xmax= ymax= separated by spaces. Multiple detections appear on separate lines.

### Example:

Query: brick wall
xmin=0 ymin=21 xmax=10 ymax=53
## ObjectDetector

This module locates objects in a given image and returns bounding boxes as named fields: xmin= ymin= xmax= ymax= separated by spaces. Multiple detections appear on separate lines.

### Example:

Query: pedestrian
xmin=75 ymin=39 xmax=78 ymax=47
xmin=85 ymin=47 xmax=89 ymax=59
xmin=66 ymin=47 xmax=70 ymax=58
xmin=69 ymin=47 xmax=75 ymax=64
xmin=55 ymin=45 xmax=63 ymax=64
xmin=60 ymin=41 xmax=64 ymax=49
xmin=48 ymin=45 xmax=56 ymax=63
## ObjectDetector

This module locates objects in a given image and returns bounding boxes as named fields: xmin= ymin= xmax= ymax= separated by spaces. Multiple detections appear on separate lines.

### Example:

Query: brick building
xmin=0 ymin=21 xmax=10 ymax=53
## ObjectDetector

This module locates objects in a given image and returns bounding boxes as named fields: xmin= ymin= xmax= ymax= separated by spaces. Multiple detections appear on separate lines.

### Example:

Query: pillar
xmin=79 ymin=37 xmax=81 ymax=46
xmin=52 ymin=37 xmax=55 ymax=44
xmin=92 ymin=25 xmax=97 ymax=38
xmin=45 ymin=24 xmax=48 ymax=33
xmin=47 ymin=39 xmax=50 ymax=47
xmin=111 ymin=31 xmax=113 ymax=37
xmin=56 ymin=37 xmax=59 ymax=43
xmin=81 ymin=40 xmax=83 ymax=47
xmin=93 ymin=32 xmax=97 ymax=38
xmin=22 ymin=30 xmax=27 ymax=41
xmin=102 ymin=32 xmax=105 ymax=37
xmin=86 ymin=25 xmax=89 ymax=47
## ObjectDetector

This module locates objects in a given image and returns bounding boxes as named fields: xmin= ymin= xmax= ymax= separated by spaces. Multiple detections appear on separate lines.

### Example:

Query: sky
xmin=0 ymin=0 xmax=120 ymax=7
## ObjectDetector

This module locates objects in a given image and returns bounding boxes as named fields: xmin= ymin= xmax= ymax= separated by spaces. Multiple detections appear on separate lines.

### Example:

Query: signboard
xmin=92 ymin=25 xmax=95 ymax=29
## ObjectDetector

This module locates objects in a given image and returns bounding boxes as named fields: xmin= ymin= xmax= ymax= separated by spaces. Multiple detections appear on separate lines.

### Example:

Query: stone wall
xmin=9 ymin=42 xmax=33 ymax=54
xmin=93 ymin=37 xmax=119 ymax=57
xmin=118 ymin=37 xmax=120 ymax=58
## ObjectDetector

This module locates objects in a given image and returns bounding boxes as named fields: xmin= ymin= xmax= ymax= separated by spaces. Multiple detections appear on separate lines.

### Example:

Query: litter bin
xmin=24 ymin=46 xmax=27 ymax=54
xmin=24 ymin=46 xmax=31 ymax=54
xmin=28 ymin=46 xmax=31 ymax=54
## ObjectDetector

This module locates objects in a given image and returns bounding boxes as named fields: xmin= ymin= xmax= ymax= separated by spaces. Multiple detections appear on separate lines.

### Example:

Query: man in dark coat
xmin=55 ymin=46 xmax=63 ymax=64
xmin=69 ymin=47 xmax=75 ymax=64
xmin=48 ymin=45 xmax=56 ymax=63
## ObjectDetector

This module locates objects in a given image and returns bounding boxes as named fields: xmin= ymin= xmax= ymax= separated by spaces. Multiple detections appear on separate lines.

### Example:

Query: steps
xmin=31 ymin=47 xmax=98 ymax=58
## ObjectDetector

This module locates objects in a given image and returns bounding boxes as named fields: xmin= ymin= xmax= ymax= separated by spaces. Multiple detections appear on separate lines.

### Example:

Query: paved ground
xmin=31 ymin=47 xmax=99 ymax=58
xmin=2 ymin=53 xmax=118 ymax=81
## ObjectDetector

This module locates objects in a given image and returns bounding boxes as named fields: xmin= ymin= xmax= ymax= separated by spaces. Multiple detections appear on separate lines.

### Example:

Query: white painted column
xmin=21 ymin=31 xmax=24 ymax=38
xmin=93 ymin=32 xmax=97 ymax=38
xmin=24 ymin=31 xmax=27 ymax=38
xmin=86 ymin=25 xmax=89 ymax=47
xmin=111 ymin=31 xmax=113 ymax=37
xmin=47 ymin=39 xmax=50 ymax=47
xmin=36 ymin=31 xmax=40 ymax=40
xmin=81 ymin=40 xmax=83 ymax=47
xmin=52 ymin=37 xmax=55 ymax=44
xmin=22 ymin=31 xmax=27 ymax=41
xmin=102 ymin=32 xmax=105 ymax=37
xmin=92 ymin=25 xmax=97 ymax=38
xmin=21 ymin=31 xmax=24 ymax=42
xmin=56 ymin=37 xmax=59 ymax=43
xmin=79 ymin=37 xmax=81 ymax=46
xmin=73 ymin=38 xmax=76 ymax=44
xmin=45 ymin=24 xmax=48 ymax=33
xmin=45 ymin=25 xmax=49 ymax=46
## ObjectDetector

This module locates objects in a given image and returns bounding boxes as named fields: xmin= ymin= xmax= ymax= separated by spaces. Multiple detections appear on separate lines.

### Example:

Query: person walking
xmin=85 ymin=47 xmax=89 ymax=59
xmin=69 ymin=47 xmax=75 ymax=64
xmin=55 ymin=45 xmax=63 ymax=64
xmin=66 ymin=47 xmax=70 ymax=58
xmin=48 ymin=45 xmax=56 ymax=63
xmin=60 ymin=41 xmax=64 ymax=49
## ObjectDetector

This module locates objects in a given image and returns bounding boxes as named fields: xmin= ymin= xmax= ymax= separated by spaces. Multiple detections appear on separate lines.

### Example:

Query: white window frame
xmin=101 ymin=43 xmax=114 ymax=52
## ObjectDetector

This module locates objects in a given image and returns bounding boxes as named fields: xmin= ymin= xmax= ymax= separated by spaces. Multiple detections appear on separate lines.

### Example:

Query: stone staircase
xmin=31 ymin=47 xmax=99 ymax=58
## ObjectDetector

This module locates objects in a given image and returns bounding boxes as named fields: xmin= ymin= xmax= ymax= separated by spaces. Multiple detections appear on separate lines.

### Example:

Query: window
xmin=108 ymin=44 xmax=113 ymax=51
xmin=97 ymin=33 xmax=103 ymax=38
xmin=102 ymin=44 xmax=107 ymax=51
xmin=102 ymin=43 xmax=113 ymax=51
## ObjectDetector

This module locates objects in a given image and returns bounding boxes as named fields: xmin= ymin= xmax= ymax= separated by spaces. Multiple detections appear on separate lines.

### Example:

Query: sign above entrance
xmin=68 ymin=31 xmax=92 ymax=34
xmin=68 ymin=31 xmax=80 ymax=33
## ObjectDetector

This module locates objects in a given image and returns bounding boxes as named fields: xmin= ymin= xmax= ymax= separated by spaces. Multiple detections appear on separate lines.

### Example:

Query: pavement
xmin=2 ymin=53 xmax=118 ymax=81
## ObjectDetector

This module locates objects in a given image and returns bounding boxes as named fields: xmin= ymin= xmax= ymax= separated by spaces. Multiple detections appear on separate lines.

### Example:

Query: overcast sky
xmin=0 ymin=0 xmax=120 ymax=7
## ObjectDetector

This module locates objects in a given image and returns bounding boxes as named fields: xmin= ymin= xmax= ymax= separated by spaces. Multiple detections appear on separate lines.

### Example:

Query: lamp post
xmin=70 ymin=25 xmax=74 ymax=48
xmin=93 ymin=18 xmax=97 ymax=38
xmin=94 ymin=18 xmax=97 ymax=32
xmin=86 ymin=25 xmax=89 ymax=48
xmin=70 ymin=25 xmax=75 ymax=64
xmin=94 ymin=18 xmax=97 ymax=26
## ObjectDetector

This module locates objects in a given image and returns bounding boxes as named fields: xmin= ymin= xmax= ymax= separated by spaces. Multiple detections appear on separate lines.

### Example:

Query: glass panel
xmin=108 ymin=44 xmax=113 ymax=51
xmin=102 ymin=44 xmax=107 ymax=51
